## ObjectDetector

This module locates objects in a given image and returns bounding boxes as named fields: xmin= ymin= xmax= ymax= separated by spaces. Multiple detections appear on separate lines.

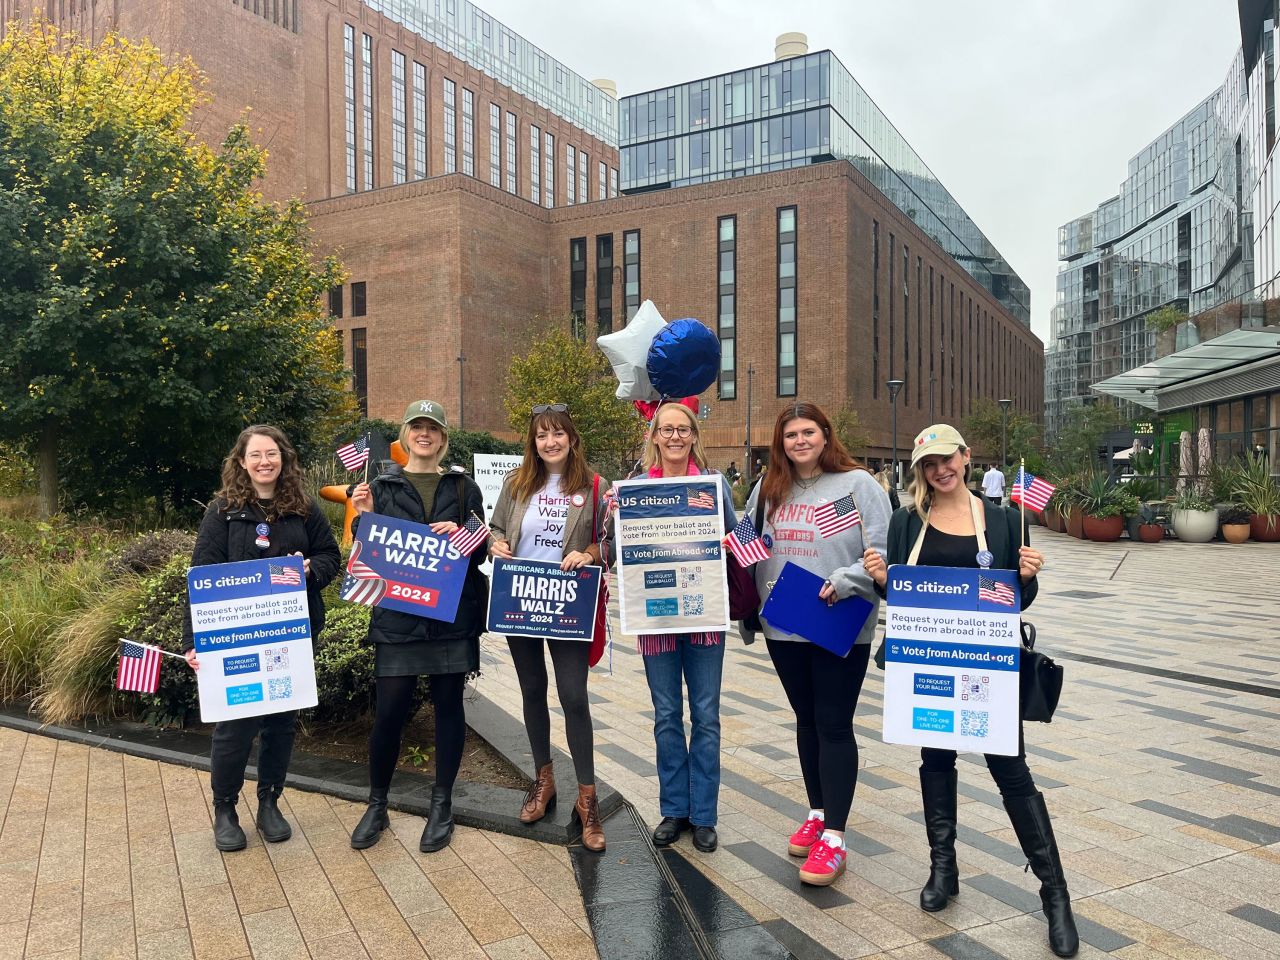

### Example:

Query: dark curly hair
xmin=214 ymin=425 xmax=310 ymax=519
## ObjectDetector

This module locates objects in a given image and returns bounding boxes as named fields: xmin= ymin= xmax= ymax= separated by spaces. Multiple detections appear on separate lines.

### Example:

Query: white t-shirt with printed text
xmin=517 ymin=475 xmax=571 ymax=562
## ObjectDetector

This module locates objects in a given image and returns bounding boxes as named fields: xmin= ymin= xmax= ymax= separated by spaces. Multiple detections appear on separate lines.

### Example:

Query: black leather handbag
xmin=1019 ymin=621 xmax=1063 ymax=722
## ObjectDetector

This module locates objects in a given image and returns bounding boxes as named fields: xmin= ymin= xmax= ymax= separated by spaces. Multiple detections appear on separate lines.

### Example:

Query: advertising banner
xmin=882 ymin=565 xmax=1022 ymax=756
xmin=343 ymin=514 xmax=470 ymax=621
xmin=187 ymin=556 xmax=317 ymax=723
xmin=486 ymin=558 xmax=601 ymax=641
xmin=613 ymin=476 xmax=729 ymax=635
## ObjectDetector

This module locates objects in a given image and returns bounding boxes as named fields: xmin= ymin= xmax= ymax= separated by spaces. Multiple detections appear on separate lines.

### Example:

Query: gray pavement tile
xmin=759 ymin=918 xmax=841 ymax=960
xmin=1230 ymin=903 xmax=1280 ymax=935
xmin=1074 ymin=678 xmax=1152 ymax=698
xmin=1023 ymin=744 xmax=1074 ymax=763
xmin=857 ymin=771 xmax=903 ymax=792
xmin=722 ymin=689 xmax=789 ymax=714
xmin=595 ymin=742 xmax=657 ymax=779
xmin=962 ymin=874 xmax=1041 ymax=913
xmin=723 ymin=842 xmax=853 ymax=908
xmin=928 ymin=930 xmax=1012 ymax=959
xmin=1134 ymin=800 xmax=1280 ymax=845
xmin=1197 ymin=660 xmax=1278 ymax=676
xmin=719 ymin=768 xmax=808 ymax=822
xmin=1203 ymin=700 xmax=1280 ymax=718
xmin=1120 ymin=700 xmax=1248 ymax=733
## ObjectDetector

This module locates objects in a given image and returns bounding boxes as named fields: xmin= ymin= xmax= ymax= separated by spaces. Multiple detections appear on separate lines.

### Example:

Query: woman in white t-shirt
xmin=489 ymin=404 xmax=609 ymax=851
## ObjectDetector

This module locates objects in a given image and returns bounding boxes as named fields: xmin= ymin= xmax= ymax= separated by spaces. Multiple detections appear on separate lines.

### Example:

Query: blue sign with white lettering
xmin=644 ymin=570 xmax=677 ymax=589
xmin=913 ymin=673 xmax=955 ymax=698
xmin=487 ymin=558 xmax=601 ymax=641
xmin=223 ymin=653 xmax=261 ymax=677
xmin=346 ymin=514 xmax=470 ymax=621
xmin=913 ymin=708 xmax=954 ymax=733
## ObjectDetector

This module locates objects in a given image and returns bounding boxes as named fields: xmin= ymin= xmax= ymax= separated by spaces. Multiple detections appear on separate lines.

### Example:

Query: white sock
xmin=808 ymin=808 xmax=824 ymax=822
xmin=820 ymin=830 xmax=845 ymax=849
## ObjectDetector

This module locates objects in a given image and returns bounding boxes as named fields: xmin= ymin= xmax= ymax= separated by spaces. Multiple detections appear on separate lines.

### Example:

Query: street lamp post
xmin=998 ymin=398 xmax=1013 ymax=468
xmin=744 ymin=363 xmax=755 ymax=484
xmin=457 ymin=355 xmax=467 ymax=429
xmin=887 ymin=379 xmax=906 ymax=490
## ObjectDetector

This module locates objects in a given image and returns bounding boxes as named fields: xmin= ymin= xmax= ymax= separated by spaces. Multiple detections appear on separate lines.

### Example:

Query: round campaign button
xmin=762 ymin=533 xmax=774 ymax=549
xmin=571 ymin=492 xmax=586 ymax=507
xmin=255 ymin=523 xmax=270 ymax=537
xmin=976 ymin=550 xmax=994 ymax=568
xmin=256 ymin=537 xmax=270 ymax=549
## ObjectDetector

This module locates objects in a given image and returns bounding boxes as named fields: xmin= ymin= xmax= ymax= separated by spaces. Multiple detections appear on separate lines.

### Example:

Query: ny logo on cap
xmin=420 ymin=402 xmax=435 ymax=413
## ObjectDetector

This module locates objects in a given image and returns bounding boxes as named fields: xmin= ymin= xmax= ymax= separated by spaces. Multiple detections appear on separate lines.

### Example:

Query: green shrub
xmin=106 ymin=529 xmax=197 ymax=577
xmin=0 ymin=443 xmax=34 ymax=497
xmin=117 ymin=556 xmax=198 ymax=727
xmin=310 ymin=602 xmax=376 ymax=724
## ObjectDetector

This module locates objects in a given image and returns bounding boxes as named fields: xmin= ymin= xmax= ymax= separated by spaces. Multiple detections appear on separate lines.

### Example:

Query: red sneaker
xmin=788 ymin=815 xmax=825 ymax=857
xmin=798 ymin=837 xmax=846 ymax=886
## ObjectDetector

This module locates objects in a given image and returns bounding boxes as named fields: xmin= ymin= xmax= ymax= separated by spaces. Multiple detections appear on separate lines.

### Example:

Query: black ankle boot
xmin=255 ymin=784 xmax=292 ymax=843
xmin=419 ymin=784 xmax=454 ymax=853
xmin=213 ymin=799 xmax=247 ymax=852
xmin=1004 ymin=792 xmax=1079 ymax=958
xmin=350 ymin=787 xmax=390 ymax=850
xmin=919 ymin=768 xmax=959 ymax=912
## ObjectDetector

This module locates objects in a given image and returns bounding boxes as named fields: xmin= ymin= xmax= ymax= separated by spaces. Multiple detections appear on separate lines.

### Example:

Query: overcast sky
xmin=478 ymin=0 xmax=1241 ymax=345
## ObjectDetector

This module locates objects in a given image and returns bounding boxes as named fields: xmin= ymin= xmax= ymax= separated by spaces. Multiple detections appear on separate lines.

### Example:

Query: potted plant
xmin=1171 ymin=489 xmax=1218 ymax=543
xmin=1235 ymin=451 xmax=1280 ymax=542
xmin=1220 ymin=504 xmax=1252 ymax=543
xmin=1122 ymin=476 xmax=1158 ymax=540
xmin=1043 ymin=486 xmax=1068 ymax=532
xmin=1136 ymin=502 xmax=1166 ymax=543
xmin=1079 ymin=472 xmax=1126 ymax=542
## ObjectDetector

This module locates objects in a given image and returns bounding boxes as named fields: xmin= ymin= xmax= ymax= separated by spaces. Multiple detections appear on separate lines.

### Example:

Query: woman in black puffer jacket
xmin=346 ymin=399 xmax=488 ymax=854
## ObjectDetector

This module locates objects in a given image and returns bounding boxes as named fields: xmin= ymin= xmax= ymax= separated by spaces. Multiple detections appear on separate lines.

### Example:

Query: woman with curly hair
xmin=182 ymin=425 xmax=341 ymax=852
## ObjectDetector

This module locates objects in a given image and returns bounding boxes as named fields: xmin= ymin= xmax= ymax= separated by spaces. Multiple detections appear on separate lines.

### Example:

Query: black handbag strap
xmin=1021 ymin=620 xmax=1036 ymax=650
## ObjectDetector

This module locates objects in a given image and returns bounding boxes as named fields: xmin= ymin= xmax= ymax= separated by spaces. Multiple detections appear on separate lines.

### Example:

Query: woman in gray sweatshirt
xmin=743 ymin=402 xmax=892 ymax=887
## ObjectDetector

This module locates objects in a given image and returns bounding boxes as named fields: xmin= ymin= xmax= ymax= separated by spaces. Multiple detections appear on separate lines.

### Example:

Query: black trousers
xmin=507 ymin=636 xmax=595 ymax=784
xmin=209 ymin=711 xmax=296 ymax=802
xmin=920 ymin=725 xmax=1037 ymax=799
xmin=766 ymin=640 xmax=871 ymax=832
xmin=368 ymin=673 xmax=467 ymax=794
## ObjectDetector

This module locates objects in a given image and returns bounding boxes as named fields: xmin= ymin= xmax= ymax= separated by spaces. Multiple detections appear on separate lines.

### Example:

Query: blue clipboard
xmin=759 ymin=562 xmax=875 ymax=658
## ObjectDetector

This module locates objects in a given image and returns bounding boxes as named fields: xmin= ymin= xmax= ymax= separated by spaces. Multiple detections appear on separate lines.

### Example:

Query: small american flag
xmin=1010 ymin=469 xmax=1056 ymax=512
xmin=814 ymin=493 xmax=862 ymax=538
xmin=335 ymin=435 xmax=370 ymax=471
xmin=269 ymin=562 xmax=302 ymax=586
xmin=449 ymin=514 xmax=491 ymax=557
xmin=978 ymin=575 xmax=1016 ymax=607
xmin=725 ymin=516 xmax=771 ymax=566
xmin=341 ymin=540 xmax=388 ymax=606
xmin=116 ymin=641 xmax=163 ymax=694
xmin=686 ymin=488 xmax=716 ymax=510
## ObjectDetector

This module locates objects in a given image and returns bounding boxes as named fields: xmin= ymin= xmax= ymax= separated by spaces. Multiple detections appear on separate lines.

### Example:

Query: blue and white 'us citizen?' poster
xmin=187 ymin=556 xmax=317 ymax=723
xmin=882 ymin=565 xmax=1021 ymax=756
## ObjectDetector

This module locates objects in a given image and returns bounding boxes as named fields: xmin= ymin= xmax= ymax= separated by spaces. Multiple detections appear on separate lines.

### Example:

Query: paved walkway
xmin=477 ymin=528 xmax=1280 ymax=959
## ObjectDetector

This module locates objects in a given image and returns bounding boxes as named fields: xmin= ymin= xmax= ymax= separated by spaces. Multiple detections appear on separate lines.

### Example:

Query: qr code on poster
xmin=960 ymin=710 xmax=989 ymax=738
xmin=679 ymin=566 xmax=702 ymax=589
xmin=267 ymin=677 xmax=293 ymax=701
xmin=262 ymin=647 xmax=290 ymax=672
xmin=682 ymin=594 xmax=705 ymax=617
xmin=959 ymin=674 xmax=990 ymax=703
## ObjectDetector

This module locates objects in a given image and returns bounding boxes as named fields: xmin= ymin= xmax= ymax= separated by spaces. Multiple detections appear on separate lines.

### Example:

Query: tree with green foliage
xmin=0 ymin=24 xmax=353 ymax=517
xmin=1045 ymin=403 xmax=1125 ymax=477
xmin=831 ymin=404 xmax=871 ymax=457
xmin=504 ymin=328 xmax=645 ymax=478
xmin=962 ymin=399 xmax=1040 ymax=465
xmin=1145 ymin=305 xmax=1189 ymax=332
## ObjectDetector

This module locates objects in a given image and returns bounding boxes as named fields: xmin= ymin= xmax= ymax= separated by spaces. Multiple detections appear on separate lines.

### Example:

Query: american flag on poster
xmin=341 ymin=540 xmax=388 ymax=606
xmin=449 ymin=515 xmax=491 ymax=557
xmin=978 ymin=576 xmax=1016 ymax=607
xmin=725 ymin=516 xmax=771 ymax=566
xmin=335 ymin=435 xmax=370 ymax=471
xmin=269 ymin=562 xmax=302 ymax=586
xmin=1010 ymin=469 xmax=1056 ymax=512
xmin=813 ymin=493 xmax=862 ymax=538
xmin=686 ymin=487 xmax=716 ymax=510
xmin=116 ymin=640 xmax=163 ymax=694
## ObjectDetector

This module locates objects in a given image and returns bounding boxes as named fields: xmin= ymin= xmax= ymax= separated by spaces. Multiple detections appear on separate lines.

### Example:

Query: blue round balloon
xmin=646 ymin=319 xmax=721 ymax=398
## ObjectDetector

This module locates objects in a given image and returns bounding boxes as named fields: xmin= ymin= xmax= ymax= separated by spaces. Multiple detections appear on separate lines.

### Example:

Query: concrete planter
xmin=1084 ymin=515 xmax=1124 ymax=542
xmin=1172 ymin=508 xmax=1218 ymax=543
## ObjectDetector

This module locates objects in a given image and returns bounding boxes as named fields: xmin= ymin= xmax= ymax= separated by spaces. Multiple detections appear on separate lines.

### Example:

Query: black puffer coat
xmin=182 ymin=496 xmax=342 ymax=651
xmin=351 ymin=465 xmax=488 ymax=673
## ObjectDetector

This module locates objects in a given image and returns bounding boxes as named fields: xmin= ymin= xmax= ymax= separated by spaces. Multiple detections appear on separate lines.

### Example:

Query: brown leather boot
xmin=575 ymin=784 xmax=605 ymax=852
xmin=518 ymin=762 xmax=556 ymax=824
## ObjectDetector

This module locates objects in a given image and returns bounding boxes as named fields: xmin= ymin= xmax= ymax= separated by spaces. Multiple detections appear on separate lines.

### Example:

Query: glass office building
xmin=618 ymin=50 xmax=1031 ymax=325
xmin=363 ymin=0 xmax=616 ymax=144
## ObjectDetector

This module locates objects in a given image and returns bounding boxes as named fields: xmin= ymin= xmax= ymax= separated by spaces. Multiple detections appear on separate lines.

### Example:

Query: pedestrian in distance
xmin=348 ymin=400 xmax=488 ymax=854
xmin=982 ymin=462 xmax=1006 ymax=506
xmin=862 ymin=424 xmax=1078 ymax=958
xmin=489 ymin=403 xmax=609 ymax=851
xmin=183 ymin=424 xmax=342 ymax=852
xmin=743 ymin=402 xmax=891 ymax=886
xmin=877 ymin=463 xmax=901 ymax=511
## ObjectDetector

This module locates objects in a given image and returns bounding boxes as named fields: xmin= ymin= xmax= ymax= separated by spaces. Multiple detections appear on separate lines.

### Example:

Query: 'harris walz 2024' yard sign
xmin=486 ymin=558 xmax=601 ymax=641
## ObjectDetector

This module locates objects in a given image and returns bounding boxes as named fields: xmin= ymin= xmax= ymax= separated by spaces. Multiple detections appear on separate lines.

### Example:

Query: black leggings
xmin=507 ymin=636 xmax=595 ymax=785
xmin=368 ymin=673 xmax=466 ymax=793
xmin=920 ymin=725 xmax=1036 ymax=800
xmin=766 ymin=639 xmax=871 ymax=832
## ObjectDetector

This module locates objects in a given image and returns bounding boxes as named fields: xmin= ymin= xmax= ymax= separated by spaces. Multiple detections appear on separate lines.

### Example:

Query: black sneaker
xmin=652 ymin=816 xmax=690 ymax=847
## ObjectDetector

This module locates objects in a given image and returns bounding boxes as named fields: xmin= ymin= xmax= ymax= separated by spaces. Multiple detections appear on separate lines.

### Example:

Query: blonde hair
xmin=399 ymin=418 xmax=450 ymax=468
xmin=642 ymin=402 xmax=708 ymax=472
xmin=907 ymin=446 xmax=970 ymax=515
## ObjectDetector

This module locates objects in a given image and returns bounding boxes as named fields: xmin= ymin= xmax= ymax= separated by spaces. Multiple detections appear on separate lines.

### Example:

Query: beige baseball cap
xmin=402 ymin=399 xmax=448 ymax=428
xmin=910 ymin=424 xmax=966 ymax=467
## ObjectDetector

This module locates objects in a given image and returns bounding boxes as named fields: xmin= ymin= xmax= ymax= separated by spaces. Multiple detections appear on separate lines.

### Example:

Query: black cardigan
xmin=881 ymin=495 xmax=1039 ymax=609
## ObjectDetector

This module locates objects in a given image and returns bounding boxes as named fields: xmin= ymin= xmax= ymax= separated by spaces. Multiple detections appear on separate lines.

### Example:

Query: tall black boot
xmin=419 ymin=784 xmax=454 ymax=853
xmin=350 ymin=787 xmax=390 ymax=850
xmin=1004 ymin=792 xmax=1079 ymax=958
xmin=919 ymin=768 xmax=959 ymax=912
xmin=213 ymin=798 xmax=247 ymax=852
xmin=255 ymin=783 xmax=292 ymax=843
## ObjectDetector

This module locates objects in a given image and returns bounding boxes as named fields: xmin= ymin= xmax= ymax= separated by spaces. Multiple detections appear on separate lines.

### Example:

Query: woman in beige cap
xmin=863 ymin=424 xmax=1077 ymax=959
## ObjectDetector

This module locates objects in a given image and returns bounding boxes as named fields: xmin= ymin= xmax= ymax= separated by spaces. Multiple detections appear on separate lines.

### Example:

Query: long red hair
xmin=760 ymin=402 xmax=867 ymax=523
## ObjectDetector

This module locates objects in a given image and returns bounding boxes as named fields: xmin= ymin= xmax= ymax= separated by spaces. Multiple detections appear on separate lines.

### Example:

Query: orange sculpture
xmin=320 ymin=440 xmax=408 ymax=546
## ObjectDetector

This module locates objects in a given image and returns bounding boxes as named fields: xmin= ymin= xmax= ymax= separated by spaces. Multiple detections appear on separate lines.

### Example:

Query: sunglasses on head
xmin=531 ymin=403 xmax=568 ymax=415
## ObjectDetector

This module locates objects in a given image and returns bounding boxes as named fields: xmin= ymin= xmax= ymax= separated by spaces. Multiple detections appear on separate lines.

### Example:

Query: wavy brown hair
xmin=506 ymin=408 xmax=593 ymax=503
xmin=214 ymin=425 xmax=310 ymax=518
xmin=760 ymin=402 xmax=867 ymax=522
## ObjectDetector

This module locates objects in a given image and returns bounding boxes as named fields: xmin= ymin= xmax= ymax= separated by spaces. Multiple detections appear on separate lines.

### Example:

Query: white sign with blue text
xmin=882 ymin=565 xmax=1021 ymax=756
xmin=187 ymin=556 xmax=317 ymax=723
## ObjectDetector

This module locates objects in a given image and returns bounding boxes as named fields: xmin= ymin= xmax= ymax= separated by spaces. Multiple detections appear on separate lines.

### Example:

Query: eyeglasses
xmin=656 ymin=425 xmax=693 ymax=439
xmin=531 ymin=403 xmax=568 ymax=415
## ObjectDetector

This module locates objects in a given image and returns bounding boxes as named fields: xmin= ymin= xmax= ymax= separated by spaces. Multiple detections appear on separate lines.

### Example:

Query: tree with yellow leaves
xmin=0 ymin=23 xmax=354 ymax=517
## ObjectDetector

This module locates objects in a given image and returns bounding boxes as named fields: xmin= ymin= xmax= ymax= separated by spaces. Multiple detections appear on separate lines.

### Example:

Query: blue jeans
xmin=642 ymin=638 xmax=724 ymax=826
